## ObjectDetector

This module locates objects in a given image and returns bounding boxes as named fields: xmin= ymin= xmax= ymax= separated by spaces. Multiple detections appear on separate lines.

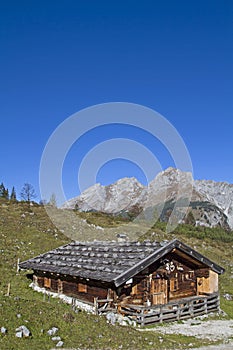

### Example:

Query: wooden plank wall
xmin=32 ymin=255 xmax=217 ymax=308
xmin=33 ymin=273 xmax=109 ymax=303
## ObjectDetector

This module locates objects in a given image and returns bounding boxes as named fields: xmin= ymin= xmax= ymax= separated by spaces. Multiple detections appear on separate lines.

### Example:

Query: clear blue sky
xmin=1 ymin=0 xmax=232 ymax=201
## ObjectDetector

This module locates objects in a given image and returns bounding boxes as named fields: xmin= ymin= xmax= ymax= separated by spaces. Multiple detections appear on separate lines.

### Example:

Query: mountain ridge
xmin=62 ymin=168 xmax=233 ymax=230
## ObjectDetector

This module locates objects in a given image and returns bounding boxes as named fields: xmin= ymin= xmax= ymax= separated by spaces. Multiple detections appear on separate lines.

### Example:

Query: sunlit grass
xmin=0 ymin=199 xmax=232 ymax=349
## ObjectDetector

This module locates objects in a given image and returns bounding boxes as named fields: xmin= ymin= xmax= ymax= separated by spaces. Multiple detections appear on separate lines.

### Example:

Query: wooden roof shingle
xmin=19 ymin=239 xmax=225 ymax=287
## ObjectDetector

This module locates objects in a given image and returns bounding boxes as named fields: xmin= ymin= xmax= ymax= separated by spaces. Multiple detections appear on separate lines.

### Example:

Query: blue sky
xmin=0 ymin=0 xmax=232 ymax=202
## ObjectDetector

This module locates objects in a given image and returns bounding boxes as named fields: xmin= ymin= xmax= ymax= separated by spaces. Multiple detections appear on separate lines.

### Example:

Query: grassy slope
xmin=0 ymin=199 xmax=232 ymax=349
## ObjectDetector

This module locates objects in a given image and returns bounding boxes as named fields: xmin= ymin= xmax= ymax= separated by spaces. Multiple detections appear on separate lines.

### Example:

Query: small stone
xmin=224 ymin=293 xmax=232 ymax=301
xmin=106 ymin=312 xmax=116 ymax=325
xmin=47 ymin=327 xmax=59 ymax=336
xmin=17 ymin=313 xmax=21 ymax=318
xmin=190 ymin=320 xmax=201 ymax=325
xmin=52 ymin=336 xmax=61 ymax=341
xmin=16 ymin=331 xmax=23 ymax=338
xmin=1 ymin=326 xmax=7 ymax=334
xmin=15 ymin=325 xmax=31 ymax=337
xmin=56 ymin=340 xmax=64 ymax=347
xmin=158 ymin=336 xmax=163 ymax=343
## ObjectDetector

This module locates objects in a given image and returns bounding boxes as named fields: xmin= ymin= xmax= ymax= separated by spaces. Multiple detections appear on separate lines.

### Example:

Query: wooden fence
xmin=94 ymin=298 xmax=114 ymax=314
xmin=120 ymin=293 xmax=220 ymax=326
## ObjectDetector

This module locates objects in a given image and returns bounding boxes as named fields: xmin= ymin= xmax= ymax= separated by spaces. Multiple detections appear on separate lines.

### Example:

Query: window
xmin=170 ymin=278 xmax=179 ymax=292
xmin=44 ymin=277 xmax=51 ymax=289
xmin=78 ymin=283 xmax=87 ymax=293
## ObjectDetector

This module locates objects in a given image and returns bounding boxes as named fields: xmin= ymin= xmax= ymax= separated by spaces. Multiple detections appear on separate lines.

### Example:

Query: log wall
xmin=126 ymin=257 xmax=200 ymax=305
xmin=33 ymin=273 xmax=109 ymax=304
xmin=32 ymin=251 xmax=219 ymax=308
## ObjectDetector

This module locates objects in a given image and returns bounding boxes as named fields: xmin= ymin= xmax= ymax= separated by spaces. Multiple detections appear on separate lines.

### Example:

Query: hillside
xmin=0 ymin=199 xmax=233 ymax=349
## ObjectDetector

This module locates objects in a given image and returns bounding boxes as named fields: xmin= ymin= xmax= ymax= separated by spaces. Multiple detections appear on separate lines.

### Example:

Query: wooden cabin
xmin=19 ymin=239 xmax=224 ymax=325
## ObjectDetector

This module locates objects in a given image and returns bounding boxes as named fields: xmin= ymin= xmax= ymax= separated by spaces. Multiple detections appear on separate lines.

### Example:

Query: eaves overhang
xmin=113 ymin=239 xmax=225 ymax=287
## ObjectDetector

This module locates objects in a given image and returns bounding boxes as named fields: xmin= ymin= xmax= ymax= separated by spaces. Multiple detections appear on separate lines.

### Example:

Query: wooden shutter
xmin=44 ymin=277 xmax=51 ymax=288
xmin=78 ymin=283 xmax=87 ymax=293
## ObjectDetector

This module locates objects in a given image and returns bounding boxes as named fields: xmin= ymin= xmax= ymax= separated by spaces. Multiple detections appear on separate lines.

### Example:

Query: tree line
xmin=0 ymin=182 xmax=37 ymax=202
xmin=0 ymin=181 xmax=57 ymax=206
xmin=0 ymin=183 xmax=16 ymax=200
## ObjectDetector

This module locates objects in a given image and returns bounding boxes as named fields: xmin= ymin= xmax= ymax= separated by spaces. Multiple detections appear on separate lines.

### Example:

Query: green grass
xmin=75 ymin=210 xmax=130 ymax=227
xmin=0 ymin=199 xmax=232 ymax=349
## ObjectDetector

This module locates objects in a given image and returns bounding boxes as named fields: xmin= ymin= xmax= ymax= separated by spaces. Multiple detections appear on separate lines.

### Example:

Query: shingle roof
xmin=19 ymin=239 xmax=225 ymax=287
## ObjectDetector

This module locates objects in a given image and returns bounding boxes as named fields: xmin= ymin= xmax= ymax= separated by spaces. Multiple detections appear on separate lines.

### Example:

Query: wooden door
xmin=151 ymin=279 xmax=167 ymax=305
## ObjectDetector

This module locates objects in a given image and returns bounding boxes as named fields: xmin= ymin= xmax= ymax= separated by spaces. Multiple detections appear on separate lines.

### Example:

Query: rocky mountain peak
xmin=62 ymin=168 xmax=233 ymax=230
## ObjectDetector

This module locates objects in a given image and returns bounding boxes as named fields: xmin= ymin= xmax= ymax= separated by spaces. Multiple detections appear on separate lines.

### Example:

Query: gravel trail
xmin=141 ymin=319 xmax=233 ymax=349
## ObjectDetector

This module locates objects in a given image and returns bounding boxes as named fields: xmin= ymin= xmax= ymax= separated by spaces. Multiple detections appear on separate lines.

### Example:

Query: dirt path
xmin=140 ymin=319 xmax=233 ymax=347
xmin=190 ymin=342 xmax=233 ymax=350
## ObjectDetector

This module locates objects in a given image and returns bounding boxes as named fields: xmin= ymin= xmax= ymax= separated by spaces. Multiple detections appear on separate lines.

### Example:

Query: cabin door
xmin=168 ymin=271 xmax=197 ymax=301
xmin=151 ymin=279 xmax=167 ymax=305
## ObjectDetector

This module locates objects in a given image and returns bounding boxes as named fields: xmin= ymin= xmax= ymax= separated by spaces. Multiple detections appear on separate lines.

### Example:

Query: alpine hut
xmin=19 ymin=239 xmax=224 ymax=325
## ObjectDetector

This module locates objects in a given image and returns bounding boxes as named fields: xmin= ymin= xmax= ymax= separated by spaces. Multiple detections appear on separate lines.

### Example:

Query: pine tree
xmin=10 ymin=186 xmax=17 ymax=201
xmin=4 ymin=188 xmax=9 ymax=200
xmin=0 ymin=182 xmax=9 ymax=199
xmin=0 ymin=182 xmax=5 ymax=197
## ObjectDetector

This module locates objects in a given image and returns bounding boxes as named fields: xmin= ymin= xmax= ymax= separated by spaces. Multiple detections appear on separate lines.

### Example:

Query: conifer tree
xmin=0 ymin=182 xmax=9 ymax=199
xmin=4 ymin=188 xmax=9 ymax=200
xmin=10 ymin=186 xmax=17 ymax=201
xmin=0 ymin=182 xmax=5 ymax=197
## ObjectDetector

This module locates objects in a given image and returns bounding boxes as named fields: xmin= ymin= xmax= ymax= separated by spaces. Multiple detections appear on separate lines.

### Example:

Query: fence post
xmin=94 ymin=297 xmax=98 ymax=315
xmin=217 ymin=294 xmax=220 ymax=312
xmin=190 ymin=300 xmax=194 ymax=317
xmin=6 ymin=283 xmax=11 ymax=296
xmin=204 ymin=298 xmax=208 ymax=314
xmin=159 ymin=305 xmax=163 ymax=323
xmin=177 ymin=304 xmax=181 ymax=320
xmin=140 ymin=308 xmax=145 ymax=327
xmin=16 ymin=258 xmax=20 ymax=273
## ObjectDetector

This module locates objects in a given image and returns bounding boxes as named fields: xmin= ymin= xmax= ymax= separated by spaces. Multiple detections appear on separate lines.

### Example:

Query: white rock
xmin=47 ymin=327 xmax=59 ymax=336
xmin=16 ymin=325 xmax=31 ymax=337
xmin=1 ymin=326 xmax=7 ymax=334
xmin=56 ymin=340 xmax=64 ymax=347
xmin=15 ymin=331 xmax=23 ymax=338
xmin=52 ymin=336 xmax=61 ymax=341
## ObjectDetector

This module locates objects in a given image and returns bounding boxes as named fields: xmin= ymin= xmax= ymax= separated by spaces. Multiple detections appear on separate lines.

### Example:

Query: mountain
xmin=63 ymin=178 xmax=146 ymax=213
xmin=62 ymin=168 xmax=233 ymax=230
